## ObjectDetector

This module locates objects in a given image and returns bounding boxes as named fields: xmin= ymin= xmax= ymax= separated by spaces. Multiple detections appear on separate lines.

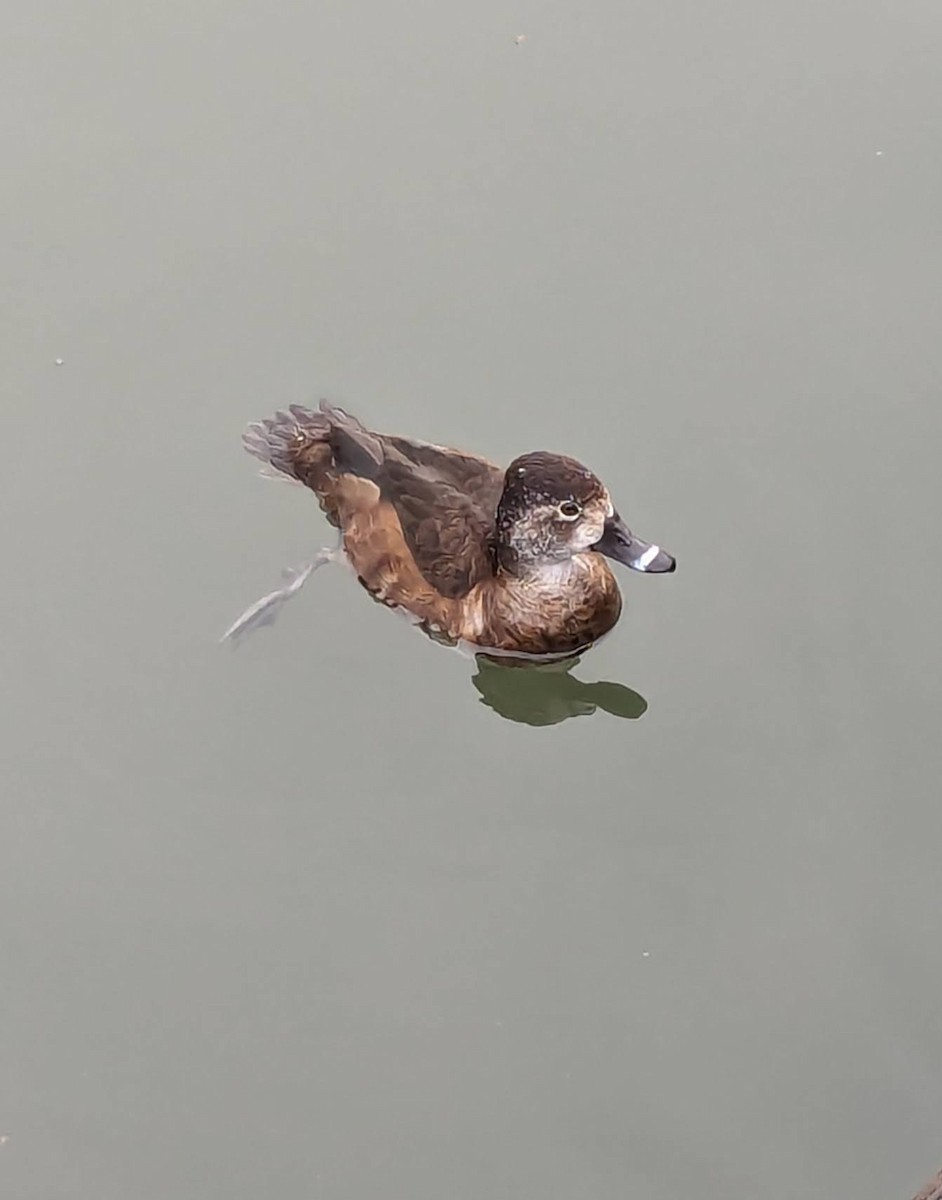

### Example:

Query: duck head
xmin=495 ymin=451 xmax=676 ymax=575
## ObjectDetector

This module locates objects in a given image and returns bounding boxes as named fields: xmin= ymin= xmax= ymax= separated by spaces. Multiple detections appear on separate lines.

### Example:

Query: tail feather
xmin=242 ymin=405 xmax=327 ymax=479
xmin=242 ymin=401 xmax=384 ymax=482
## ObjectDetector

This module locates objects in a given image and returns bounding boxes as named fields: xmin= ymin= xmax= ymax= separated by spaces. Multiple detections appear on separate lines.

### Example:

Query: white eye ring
xmin=558 ymin=500 xmax=582 ymax=521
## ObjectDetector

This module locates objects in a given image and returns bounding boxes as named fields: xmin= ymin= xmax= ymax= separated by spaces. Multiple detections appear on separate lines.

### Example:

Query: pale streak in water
xmin=220 ymin=550 xmax=337 ymax=644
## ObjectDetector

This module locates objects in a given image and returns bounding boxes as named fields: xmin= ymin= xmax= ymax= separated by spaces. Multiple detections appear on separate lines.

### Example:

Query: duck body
xmin=242 ymin=402 xmax=674 ymax=656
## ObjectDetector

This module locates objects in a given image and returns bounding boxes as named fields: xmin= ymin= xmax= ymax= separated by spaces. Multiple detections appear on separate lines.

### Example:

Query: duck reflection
xmin=470 ymin=654 xmax=647 ymax=726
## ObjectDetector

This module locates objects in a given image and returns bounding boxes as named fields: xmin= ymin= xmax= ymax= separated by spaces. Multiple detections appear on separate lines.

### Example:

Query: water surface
xmin=4 ymin=2 xmax=942 ymax=1197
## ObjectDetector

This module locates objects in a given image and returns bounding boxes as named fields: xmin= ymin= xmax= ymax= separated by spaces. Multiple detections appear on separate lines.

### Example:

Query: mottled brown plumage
xmin=239 ymin=402 xmax=675 ymax=656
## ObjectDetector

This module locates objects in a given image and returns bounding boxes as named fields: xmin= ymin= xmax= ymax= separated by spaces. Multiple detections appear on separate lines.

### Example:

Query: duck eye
xmin=558 ymin=500 xmax=581 ymax=520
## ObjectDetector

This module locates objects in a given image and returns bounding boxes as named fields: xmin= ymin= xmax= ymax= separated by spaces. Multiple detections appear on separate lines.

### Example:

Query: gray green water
xmin=4 ymin=2 xmax=942 ymax=1196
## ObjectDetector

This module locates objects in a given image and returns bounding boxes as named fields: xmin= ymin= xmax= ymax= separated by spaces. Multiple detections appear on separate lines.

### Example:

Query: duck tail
xmin=242 ymin=404 xmax=329 ymax=481
xmin=242 ymin=401 xmax=384 ymax=482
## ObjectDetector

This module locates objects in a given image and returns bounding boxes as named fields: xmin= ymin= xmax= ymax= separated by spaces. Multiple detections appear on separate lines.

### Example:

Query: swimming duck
xmin=230 ymin=401 xmax=675 ymax=656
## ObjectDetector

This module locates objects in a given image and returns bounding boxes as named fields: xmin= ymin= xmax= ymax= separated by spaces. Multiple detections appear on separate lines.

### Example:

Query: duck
xmin=228 ymin=401 xmax=675 ymax=657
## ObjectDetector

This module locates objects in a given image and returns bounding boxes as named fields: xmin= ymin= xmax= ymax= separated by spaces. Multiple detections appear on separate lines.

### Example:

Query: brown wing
xmin=372 ymin=434 xmax=505 ymax=598
xmin=372 ymin=458 xmax=493 ymax=598
xmin=328 ymin=475 xmax=463 ymax=638
xmin=243 ymin=404 xmax=505 ymax=599
xmin=380 ymin=434 xmax=505 ymax=512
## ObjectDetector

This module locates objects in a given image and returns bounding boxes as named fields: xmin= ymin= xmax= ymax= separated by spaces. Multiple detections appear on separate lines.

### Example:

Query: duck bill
xmin=593 ymin=514 xmax=676 ymax=573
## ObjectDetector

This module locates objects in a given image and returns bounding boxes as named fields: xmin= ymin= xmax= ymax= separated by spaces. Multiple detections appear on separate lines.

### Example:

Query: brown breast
xmin=467 ymin=554 xmax=623 ymax=656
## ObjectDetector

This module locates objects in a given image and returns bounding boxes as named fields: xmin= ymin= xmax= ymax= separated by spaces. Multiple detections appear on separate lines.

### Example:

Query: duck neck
xmin=497 ymin=551 xmax=592 ymax=588
xmin=494 ymin=540 xmax=577 ymax=580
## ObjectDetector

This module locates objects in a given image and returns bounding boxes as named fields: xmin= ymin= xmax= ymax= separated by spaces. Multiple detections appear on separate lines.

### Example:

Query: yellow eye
xmin=558 ymin=500 xmax=581 ymax=520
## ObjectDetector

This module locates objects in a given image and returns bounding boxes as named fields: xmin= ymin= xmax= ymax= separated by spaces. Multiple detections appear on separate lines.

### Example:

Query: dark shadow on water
xmin=471 ymin=654 xmax=648 ymax=727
